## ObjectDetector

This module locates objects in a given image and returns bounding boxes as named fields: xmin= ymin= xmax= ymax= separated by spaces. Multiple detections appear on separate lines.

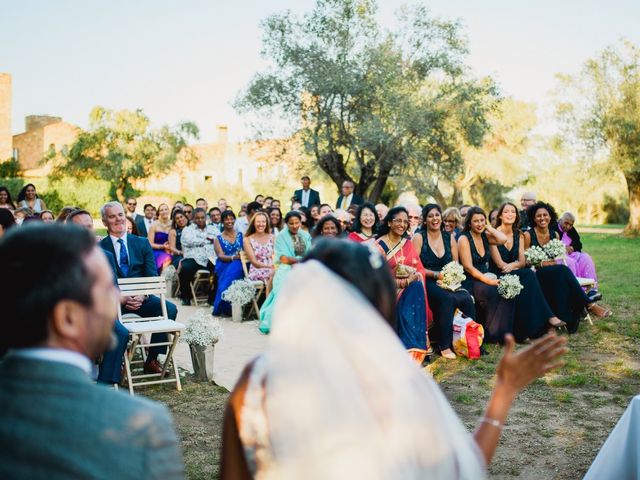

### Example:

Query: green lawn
xmin=145 ymin=232 xmax=640 ymax=479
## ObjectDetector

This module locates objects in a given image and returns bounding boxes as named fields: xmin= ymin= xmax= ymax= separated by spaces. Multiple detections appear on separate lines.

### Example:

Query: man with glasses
xmin=182 ymin=204 xmax=194 ymax=222
xmin=519 ymin=192 xmax=537 ymax=231
xmin=406 ymin=204 xmax=423 ymax=236
xmin=125 ymin=197 xmax=139 ymax=221
xmin=336 ymin=180 xmax=364 ymax=210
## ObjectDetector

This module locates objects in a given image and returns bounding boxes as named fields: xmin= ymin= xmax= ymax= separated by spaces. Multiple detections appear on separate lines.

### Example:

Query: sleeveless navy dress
xmin=460 ymin=231 xmax=515 ymax=344
xmin=490 ymin=231 xmax=551 ymax=341
xmin=419 ymin=230 xmax=475 ymax=351
xmin=529 ymin=229 xmax=589 ymax=333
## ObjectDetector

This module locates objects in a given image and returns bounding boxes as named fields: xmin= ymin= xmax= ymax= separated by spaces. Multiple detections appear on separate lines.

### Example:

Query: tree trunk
xmin=431 ymin=187 xmax=447 ymax=208
xmin=115 ymin=180 xmax=127 ymax=203
xmin=624 ymin=173 xmax=640 ymax=236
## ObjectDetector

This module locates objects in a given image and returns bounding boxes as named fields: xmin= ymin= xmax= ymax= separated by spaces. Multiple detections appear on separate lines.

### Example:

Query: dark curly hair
xmin=526 ymin=201 xmax=557 ymax=229
xmin=312 ymin=215 xmax=342 ymax=238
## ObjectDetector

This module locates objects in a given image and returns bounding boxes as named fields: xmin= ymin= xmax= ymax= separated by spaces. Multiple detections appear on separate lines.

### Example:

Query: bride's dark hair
xmin=304 ymin=239 xmax=396 ymax=328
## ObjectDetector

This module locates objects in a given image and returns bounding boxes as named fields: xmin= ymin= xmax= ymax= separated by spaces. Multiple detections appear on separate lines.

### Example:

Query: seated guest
xmin=16 ymin=183 xmax=46 ymax=213
xmin=412 ymin=204 xmax=475 ymax=359
xmin=135 ymin=203 xmax=156 ymax=238
xmin=263 ymin=196 xmax=273 ymax=209
xmin=0 ymin=208 xmax=16 ymax=238
xmin=147 ymin=203 xmax=173 ymax=273
xmin=235 ymin=201 xmax=261 ymax=235
xmin=298 ymin=206 xmax=314 ymax=232
xmin=271 ymin=199 xmax=281 ymax=210
xmin=254 ymin=194 xmax=265 ymax=206
xmin=55 ymin=205 xmax=77 ymax=223
xmin=209 ymin=206 xmax=222 ymax=231
xmin=268 ymin=207 xmax=284 ymax=234
xmin=524 ymin=202 xmax=611 ymax=330
xmin=489 ymin=202 xmax=566 ymax=337
xmin=332 ymin=209 xmax=352 ymax=234
xmin=259 ymin=211 xmax=312 ymax=333
xmin=125 ymin=196 xmax=140 ymax=222
xmin=375 ymin=206 xmax=432 ymax=364
xmin=405 ymin=203 xmax=423 ymax=236
xmin=312 ymin=215 xmax=342 ymax=240
xmin=243 ymin=211 xmax=275 ymax=283
xmin=13 ymin=206 xmax=33 ymax=225
xmin=557 ymin=211 xmax=599 ymax=294
xmin=347 ymin=202 xmax=377 ymax=244
xmin=221 ymin=244 xmax=567 ymax=479
xmin=182 ymin=203 xmax=194 ymax=221
xmin=179 ymin=208 xmax=216 ymax=306
xmin=459 ymin=204 xmax=471 ymax=223
xmin=442 ymin=206 xmax=462 ymax=238
xmin=169 ymin=209 xmax=189 ymax=269
xmin=125 ymin=215 xmax=139 ymax=235
xmin=0 ymin=224 xmax=183 ymax=478
xmin=0 ymin=186 xmax=16 ymax=211
xmin=309 ymin=204 xmax=320 ymax=224
xmin=195 ymin=198 xmax=208 ymax=211
xmin=458 ymin=207 xmax=516 ymax=344
xmin=67 ymin=208 xmax=129 ymax=385
xmin=488 ymin=208 xmax=499 ymax=227
xmin=99 ymin=201 xmax=178 ymax=375
xmin=218 ymin=198 xmax=228 ymax=212
xmin=213 ymin=210 xmax=245 ymax=316
xmin=39 ymin=210 xmax=55 ymax=223
xmin=318 ymin=203 xmax=333 ymax=218
xmin=519 ymin=191 xmax=537 ymax=231
xmin=375 ymin=203 xmax=389 ymax=222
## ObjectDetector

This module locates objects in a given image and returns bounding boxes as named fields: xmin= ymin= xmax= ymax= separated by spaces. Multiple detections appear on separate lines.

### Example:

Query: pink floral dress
xmin=248 ymin=236 xmax=275 ymax=282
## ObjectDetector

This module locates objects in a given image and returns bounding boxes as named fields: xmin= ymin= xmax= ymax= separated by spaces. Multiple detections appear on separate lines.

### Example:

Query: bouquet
xmin=438 ymin=261 xmax=465 ymax=291
xmin=182 ymin=309 xmax=223 ymax=346
xmin=497 ymin=274 xmax=523 ymax=299
xmin=525 ymin=245 xmax=547 ymax=267
xmin=543 ymin=238 xmax=567 ymax=260
xmin=222 ymin=279 xmax=256 ymax=307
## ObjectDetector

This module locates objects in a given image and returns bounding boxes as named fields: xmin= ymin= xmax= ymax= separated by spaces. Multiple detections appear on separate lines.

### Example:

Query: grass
xmin=141 ymin=232 xmax=639 ymax=479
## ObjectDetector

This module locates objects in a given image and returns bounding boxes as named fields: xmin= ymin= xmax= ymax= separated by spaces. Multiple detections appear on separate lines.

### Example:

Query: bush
xmin=603 ymin=194 xmax=629 ymax=224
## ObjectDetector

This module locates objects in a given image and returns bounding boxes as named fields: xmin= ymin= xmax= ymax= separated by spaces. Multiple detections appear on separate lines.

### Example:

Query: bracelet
xmin=479 ymin=416 xmax=503 ymax=429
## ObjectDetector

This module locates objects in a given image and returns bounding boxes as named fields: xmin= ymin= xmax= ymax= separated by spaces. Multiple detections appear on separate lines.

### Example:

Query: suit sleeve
xmin=144 ymin=404 xmax=185 ymax=480
xmin=140 ymin=238 xmax=158 ymax=276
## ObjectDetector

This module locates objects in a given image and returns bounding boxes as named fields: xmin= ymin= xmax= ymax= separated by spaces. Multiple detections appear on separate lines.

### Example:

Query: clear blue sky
xmin=2 ymin=0 xmax=639 ymax=142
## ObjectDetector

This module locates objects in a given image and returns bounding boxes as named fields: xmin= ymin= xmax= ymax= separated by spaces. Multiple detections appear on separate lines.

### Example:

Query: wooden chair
xmin=190 ymin=269 xmax=212 ymax=306
xmin=117 ymin=277 xmax=185 ymax=394
xmin=577 ymin=276 xmax=597 ymax=325
xmin=239 ymin=250 xmax=266 ymax=320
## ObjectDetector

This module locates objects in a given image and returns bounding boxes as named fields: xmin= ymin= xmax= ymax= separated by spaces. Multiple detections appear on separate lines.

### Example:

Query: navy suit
xmin=99 ymin=234 xmax=177 ymax=362
xmin=336 ymin=193 xmax=364 ymax=210
xmin=134 ymin=216 xmax=150 ymax=238
xmin=293 ymin=188 xmax=321 ymax=208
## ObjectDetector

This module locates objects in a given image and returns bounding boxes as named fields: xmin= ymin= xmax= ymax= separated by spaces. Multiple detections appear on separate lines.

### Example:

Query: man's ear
xmin=50 ymin=300 xmax=86 ymax=341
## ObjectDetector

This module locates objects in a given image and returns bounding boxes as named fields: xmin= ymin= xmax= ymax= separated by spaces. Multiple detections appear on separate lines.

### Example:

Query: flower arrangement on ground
xmin=524 ymin=245 xmax=548 ymax=267
xmin=222 ymin=279 xmax=256 ymax=307
xmin=497 ymin=274 xmax=524 ymax=299
xmin=438 ymin=261 xmax=466 ymax=291
xmin=543 ymin=238 xmax=567 ymax=260
xmin=182 ymin=309 xmax=223 ymax=347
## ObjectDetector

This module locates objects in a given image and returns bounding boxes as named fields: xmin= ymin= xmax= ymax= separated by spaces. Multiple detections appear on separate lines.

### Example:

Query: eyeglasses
xmin=408 ymin=215 xmax=421 ymax=220
xmin=127 ymin=202 xmax=136 ymax=206
xmin=391 ymin=219 xmax=409 ymax=225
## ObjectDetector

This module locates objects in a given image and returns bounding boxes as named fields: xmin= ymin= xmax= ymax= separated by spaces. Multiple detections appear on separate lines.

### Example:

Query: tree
xmin=555 ymin=40 xmax=640 ymax=235
xmin=52 ymin=107 xmax=199 ymax=202
xmin=235 ymin=0 xmax=497 ymax=202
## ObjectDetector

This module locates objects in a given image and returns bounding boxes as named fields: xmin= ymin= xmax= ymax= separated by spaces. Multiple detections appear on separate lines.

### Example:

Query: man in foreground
xmin=0 ymin=224 xmax=183 ymax=479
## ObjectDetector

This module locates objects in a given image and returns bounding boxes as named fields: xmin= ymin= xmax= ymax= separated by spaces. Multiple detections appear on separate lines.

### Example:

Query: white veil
xmin=260 ymin=260 xmax=486 ymax=479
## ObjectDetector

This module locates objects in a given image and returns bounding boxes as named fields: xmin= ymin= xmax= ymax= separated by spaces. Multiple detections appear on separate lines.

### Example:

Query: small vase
xmin=189 ymin=343 xmax=215 ymax=382
xmin=232 ymin=302 xmax=243 ymax=322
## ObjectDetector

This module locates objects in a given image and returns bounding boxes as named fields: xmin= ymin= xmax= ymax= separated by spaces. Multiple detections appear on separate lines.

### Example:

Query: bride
xmin=221 ymin=239 xmax=567 ymax=479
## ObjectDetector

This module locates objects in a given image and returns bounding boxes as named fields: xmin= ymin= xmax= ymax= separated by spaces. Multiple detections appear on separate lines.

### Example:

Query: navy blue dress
xmin=419 ymin=230 xmax=475 ymax=350
xmin=529 ymin=229 xmax=588 ymax=333
xmin=460 ymin=231 xmax=515 ymax=344
xmin=490 ymin=231 xmax=551 ymax=341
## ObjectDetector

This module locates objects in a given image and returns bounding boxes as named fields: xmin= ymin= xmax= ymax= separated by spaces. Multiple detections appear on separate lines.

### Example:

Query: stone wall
xmin=13 ymin=120 xmax=79 ymax=171
xmin=0 ymin=73 xmax=11 ymax=161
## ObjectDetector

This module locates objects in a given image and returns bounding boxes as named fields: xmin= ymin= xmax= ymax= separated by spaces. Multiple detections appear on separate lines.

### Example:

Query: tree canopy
xmin=52 ymin=107 xmax=199 ymax=202
xmin=555 ymin=39 xmax=640 ymax=234
xmin=235 ymin=0 xmax=498 ymax=203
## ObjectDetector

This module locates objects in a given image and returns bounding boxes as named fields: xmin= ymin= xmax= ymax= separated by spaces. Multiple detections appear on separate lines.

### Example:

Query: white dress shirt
xmin=301 ymin=189 xmax=311 ymax=207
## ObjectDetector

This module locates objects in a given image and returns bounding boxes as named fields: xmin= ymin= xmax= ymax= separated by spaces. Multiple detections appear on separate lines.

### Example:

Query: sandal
xmin=548 ymin=317 xmax=567 ymax=329
xmin=587 ymin=303 xmax=613 ymax=318
xmin=440 ymin=349 xmax=457 ymax=359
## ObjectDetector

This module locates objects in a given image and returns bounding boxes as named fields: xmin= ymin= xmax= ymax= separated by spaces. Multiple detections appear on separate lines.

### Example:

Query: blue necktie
xmin=117 ymin=238 xmax=130 ymax=277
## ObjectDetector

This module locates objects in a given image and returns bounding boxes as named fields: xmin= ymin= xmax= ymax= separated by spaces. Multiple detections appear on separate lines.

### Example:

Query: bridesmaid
xmin=412 ymin=204 xmax=475 ymax=359
xmin=147 ymin=203 xmax=173 ymax=273
xmin=347 ymin=202 xmax=378 ymax=244
xmin=458 ymin=207 xmax=515 ymax=344
xmin=524 ymin=201 xmax=611 ymax=332
xmin=489 ymin=202 xmax=566 ymax=339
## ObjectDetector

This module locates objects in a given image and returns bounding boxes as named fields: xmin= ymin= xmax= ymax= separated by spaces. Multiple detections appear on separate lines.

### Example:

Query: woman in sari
xmin=557 ymin=211 xmax=599 ymax=294
xmin=347 ymin=202 xmax=377 ymax=245
xmin=375 ymin=206 xmax=432 ymax=364
xmin=221 ymin=242 xmax=568 ymax=480
xmin=213 ymin=210 xmax=245 ymax=316
xmin=258 ymin=211 xmax=311 ymax=333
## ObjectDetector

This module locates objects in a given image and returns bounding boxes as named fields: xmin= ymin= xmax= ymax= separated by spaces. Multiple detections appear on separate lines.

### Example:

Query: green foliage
xmin=0 ymin=158 xmax=22 ymax=178
xmin=0 ymin=177 xmax=25 ymax=199
xmin=52 ymin=107 xmax=199 ymax=202
xmin=603 ymin=194 xmax=630 ymax=224
xmin=236 ymin=0 xmax=498 ymax=202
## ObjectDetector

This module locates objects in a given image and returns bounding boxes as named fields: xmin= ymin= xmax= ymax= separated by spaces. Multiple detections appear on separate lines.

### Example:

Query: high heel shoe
xmin=587 ymin=303 xmax=612 ymax=318
xmin=548 ymin=317 xmax=567 ymax=329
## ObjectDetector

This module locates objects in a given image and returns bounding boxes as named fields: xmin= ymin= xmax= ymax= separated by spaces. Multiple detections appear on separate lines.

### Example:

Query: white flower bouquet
xmin=497 ymin=274 xmax=523 ymax=299
xmin=222 ymin=279 xmax=256 ymax=307
xmin=525 ymin=245 xmax=547 ymax=267
xmin=162 ymin=265 xmax=177 ymax=282
xmin=543 ymin=238 xmax=567 ymax=260
xmin=182 ymin=309 xmax=223 ymax=346
xmin=438 ymin=261 xmax=466 ymax=291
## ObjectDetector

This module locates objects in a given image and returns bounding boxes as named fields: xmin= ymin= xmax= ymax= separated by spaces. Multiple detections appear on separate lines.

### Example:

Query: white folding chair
xmin=240 ymin=251 xmax=266 ymax=320
xmin=577 ymin=276 xmax=597 ymax=325
xmin=190 ymin=269 xmax=212 ymax=306
xmin=117 ymin=277 xmax=185 ymax=394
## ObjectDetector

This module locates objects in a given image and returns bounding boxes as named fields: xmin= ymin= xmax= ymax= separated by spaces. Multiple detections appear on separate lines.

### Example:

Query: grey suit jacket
xmin=0 ymin=355 xmax=184 ymax=480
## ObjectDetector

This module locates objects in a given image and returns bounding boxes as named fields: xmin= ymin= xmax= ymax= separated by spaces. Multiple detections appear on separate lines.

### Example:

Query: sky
xmin=2 ymin=0 xmax=639 ymax=143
